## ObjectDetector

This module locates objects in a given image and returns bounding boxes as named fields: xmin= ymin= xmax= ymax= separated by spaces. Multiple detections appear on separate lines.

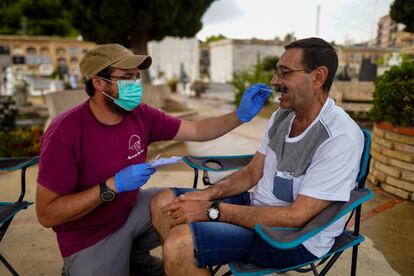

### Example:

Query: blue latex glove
xmin=236 ymin=83 xmax=272 ymax=123
xmin=114 ymin=163 xmax=156 ymax=193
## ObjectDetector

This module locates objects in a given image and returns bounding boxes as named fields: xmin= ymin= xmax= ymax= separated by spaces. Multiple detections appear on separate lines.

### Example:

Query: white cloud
xmin=197 ymin=0 xmax=394 ymax=44
xmin=202 ymin=0 xmax=245 ymax=25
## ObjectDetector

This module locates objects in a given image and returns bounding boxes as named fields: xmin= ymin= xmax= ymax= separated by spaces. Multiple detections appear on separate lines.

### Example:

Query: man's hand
xmin=162 ymin=197 xmax=211 ymax=226
xmin=114 ymin=163 xmax=156 ymax=193
xmin=236 ymin=83 xmax=272 ymax=123
xmin=176 ymin=190 xmax=211 ymax=201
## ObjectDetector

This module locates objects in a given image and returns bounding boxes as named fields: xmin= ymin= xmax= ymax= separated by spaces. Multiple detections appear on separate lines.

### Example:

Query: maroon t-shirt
xmin=37 ymin=101 xmax=181 ymax=257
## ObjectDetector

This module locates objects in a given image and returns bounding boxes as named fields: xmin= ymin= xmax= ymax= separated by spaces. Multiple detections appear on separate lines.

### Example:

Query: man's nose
xmin=270 ymin=73 xmax=282 ymax=86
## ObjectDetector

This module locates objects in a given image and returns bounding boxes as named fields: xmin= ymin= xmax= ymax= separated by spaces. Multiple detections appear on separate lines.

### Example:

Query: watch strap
xmin=211 ymin=200 xmax=220 ymax=209
xmin=99 ymin=181 xmax=108 ymax=193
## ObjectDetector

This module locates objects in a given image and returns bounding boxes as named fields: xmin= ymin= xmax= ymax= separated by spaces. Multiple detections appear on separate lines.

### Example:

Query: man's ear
xmin=91 ymin=76 xmax=105 ymax=91
xmin=313 ymin=66 xmax=328 ymax=90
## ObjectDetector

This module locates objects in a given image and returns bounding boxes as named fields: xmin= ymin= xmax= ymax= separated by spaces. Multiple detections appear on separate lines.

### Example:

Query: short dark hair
xmin=85 ymin=66 xmax=113 ymax=96
xmin=285 ymin=37 xmax=338 ymax=92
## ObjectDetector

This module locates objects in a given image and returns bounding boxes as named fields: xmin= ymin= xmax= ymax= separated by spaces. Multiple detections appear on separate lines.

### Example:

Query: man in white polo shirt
xmin=150 ymin=37 xmax=364 ymax=275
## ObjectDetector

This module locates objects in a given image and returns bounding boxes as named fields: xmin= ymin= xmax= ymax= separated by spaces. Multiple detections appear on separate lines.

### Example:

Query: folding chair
xmin=0 ymin=156 xmax=40 ymax=276
xmin=183 ymin=129 xmax=372 ymax=276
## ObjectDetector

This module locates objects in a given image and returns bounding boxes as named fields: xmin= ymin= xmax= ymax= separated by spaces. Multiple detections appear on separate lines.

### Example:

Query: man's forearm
xmin=219 ymin=204 xmax=295 ymax=229
xmin=219 ymin=195 xmax=333 ymax=230
xmin=192 ymin=112 xmax=242 ymax=141
xmin=205 ymin=167 xmax=256 ymax=200
xmin=36 ymin=183 xmax=104 ymax=227
xmin=204 ymin=153 xmax=264 ymax=200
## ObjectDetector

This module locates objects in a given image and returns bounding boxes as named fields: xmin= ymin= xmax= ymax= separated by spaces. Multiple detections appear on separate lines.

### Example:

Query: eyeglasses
xmin=109 ymin=74 xmax=142 ymax=81
xmin=273 ymin=67 xmax=306 ymax=79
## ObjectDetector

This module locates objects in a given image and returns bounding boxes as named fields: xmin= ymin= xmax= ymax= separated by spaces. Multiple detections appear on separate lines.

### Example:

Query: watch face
xmin=102 ymin=190 xmax=115 ymax=201
xmin=208 ymin=207 xmax=219 ymax=220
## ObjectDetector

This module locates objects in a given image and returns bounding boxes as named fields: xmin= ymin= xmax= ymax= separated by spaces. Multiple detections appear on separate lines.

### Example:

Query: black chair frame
xmin=0 ymin=156 xmax=39 ymax=276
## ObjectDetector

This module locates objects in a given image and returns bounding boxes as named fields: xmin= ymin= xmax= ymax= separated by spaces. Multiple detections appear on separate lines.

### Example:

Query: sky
xmin=196 ymin=0 xmax=395 ymax=44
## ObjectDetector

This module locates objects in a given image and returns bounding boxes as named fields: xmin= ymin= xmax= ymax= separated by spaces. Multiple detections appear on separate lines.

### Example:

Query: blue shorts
xmin=171 ymin=188 xmax=317 ymax=269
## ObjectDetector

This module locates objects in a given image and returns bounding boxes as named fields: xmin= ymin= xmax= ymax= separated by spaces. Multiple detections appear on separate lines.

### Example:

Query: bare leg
xmin=150 ymin=188 xmax=177 ymax=242
xmin=163 ymin=224 xmax=209 ymax=276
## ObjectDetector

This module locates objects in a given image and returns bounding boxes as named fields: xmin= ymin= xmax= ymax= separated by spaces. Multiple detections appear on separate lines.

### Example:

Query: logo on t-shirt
xmin=128 ymin=134 xmax=144 ymax=160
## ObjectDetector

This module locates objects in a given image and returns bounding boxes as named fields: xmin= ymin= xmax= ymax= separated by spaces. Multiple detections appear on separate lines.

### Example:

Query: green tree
xmin=0 ymin=0 xmax=75 ymax=36
xmin=274 ymin=36 xmax=282 ymax=42
xmin=262 ymin=56 xmax=279 ymax=72
xmin=229 ymin=55 xmax=278 ymax=106
xmin=369 ymin=61 xmax=414 ymax=127
xmin=205 ymin=34 xmax=226 ymax=43
xmin=283 ymin=32 xmax=296 ymax=43
xmin=390 ymin=0 xmax=414 ymax=33
xmin=63 ymin=0 xmax=215 ymax=55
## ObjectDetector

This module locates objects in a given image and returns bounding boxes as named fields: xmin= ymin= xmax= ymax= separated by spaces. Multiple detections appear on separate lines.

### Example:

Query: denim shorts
xmin=171 ymin=188 xmax=317 ymax=269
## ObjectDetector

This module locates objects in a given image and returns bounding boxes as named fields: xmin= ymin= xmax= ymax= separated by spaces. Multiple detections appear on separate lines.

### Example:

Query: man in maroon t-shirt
xmin=36 ymin=43 xmax=272 ymax=276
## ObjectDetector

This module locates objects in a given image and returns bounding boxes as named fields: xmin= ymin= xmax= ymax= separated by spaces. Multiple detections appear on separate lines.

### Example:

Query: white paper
xmin=149 ymin=156 xmax=183 ymax=168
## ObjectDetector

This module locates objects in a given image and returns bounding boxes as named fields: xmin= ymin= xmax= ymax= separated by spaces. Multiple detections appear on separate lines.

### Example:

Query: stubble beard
xmin=103 ymin=87 xmax=126 ymax=116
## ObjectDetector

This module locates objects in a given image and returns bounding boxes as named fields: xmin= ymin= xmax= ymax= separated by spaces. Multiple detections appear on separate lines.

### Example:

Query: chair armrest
xmin=255 ymin=188 xmax=374 ymax=249
xmin=0 ymin=156 xmax=40 ymax=171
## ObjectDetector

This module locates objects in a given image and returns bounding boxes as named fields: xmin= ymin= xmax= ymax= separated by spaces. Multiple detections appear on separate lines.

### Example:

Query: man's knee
xmin=150 ymin=188 xmax=175 ymax=216
xmin=163 ymin=224 xmax=193 ymax=259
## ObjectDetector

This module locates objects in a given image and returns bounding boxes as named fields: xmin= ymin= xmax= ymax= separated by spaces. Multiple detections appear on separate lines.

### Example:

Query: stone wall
xmin=368 ymin=125 xmax=414 ymax=200
xmin=330 ymin=81 xmax=374 ymax=103
xmin=43 ymin=84 xmax=195 ymax=130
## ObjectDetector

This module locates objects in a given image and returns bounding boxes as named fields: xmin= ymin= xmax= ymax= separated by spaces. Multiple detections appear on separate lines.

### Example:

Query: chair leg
xmin=351 ymin=244 xmax=359 ymax=276
xmin=319 ymin=251 xmax=343 ymax=276
xmin=213 ymin=265 xmax=222 ymax=275
xmin=310 ymin=263 xmax=319 ymax=276
xmin=0 ymin=254 xmax=19 ymax=276
xmin=208 ymin=265 xmax=214 ymax=275
xmin=208 ymin=265 xmax=230 ymax=276
xmin=193 ymin=168 xmax=199 ymax=189
xmin=0 ymin=219 xmax=13 ymax=242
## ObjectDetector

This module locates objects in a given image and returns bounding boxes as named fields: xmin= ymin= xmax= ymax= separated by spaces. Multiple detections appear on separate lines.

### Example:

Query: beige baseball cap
xmin=79 ymin=43 xmax=152 ymax=83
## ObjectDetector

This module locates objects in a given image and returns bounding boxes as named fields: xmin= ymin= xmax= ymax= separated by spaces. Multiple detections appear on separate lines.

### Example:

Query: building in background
xmin=377 ymin=15 xmax=414 ymax=49
xmin=0 ymin=35 xmax=95 ymax=95
xmin=0 ymin=35 xmax=95 ymax=78
xmin=209 ymin=39 xmax=284 ymax=83
xmin=401 ymin=45 xmax=414 ymax=59
xmin=147 ymin=37 xmax=199 ymax=83
xmin=336 ymin=45 xmax=396 ymax=80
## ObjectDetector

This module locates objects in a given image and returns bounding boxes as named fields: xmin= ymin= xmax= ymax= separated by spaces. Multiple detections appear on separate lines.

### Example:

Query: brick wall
xmin=368 ymin=125 xmax=414 ymax=200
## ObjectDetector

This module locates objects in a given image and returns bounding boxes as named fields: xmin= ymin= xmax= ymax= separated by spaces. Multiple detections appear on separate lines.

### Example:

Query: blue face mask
xmin=101 ymin=77 xmax=143 ymax=111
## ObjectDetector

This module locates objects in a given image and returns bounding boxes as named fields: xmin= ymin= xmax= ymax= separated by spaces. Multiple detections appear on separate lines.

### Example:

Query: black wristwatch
xmin=207 ymin=200 xmax=221 ymax=222
xmin=100 ymin=181 xmax=116 ymax=202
